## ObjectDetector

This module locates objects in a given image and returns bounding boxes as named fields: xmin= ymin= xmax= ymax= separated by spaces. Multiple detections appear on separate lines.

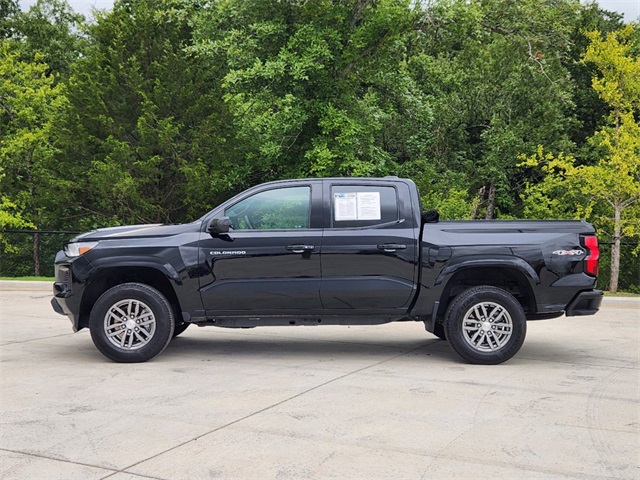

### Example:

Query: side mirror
xmin=208 ymin=216 xmax=231 ymax=235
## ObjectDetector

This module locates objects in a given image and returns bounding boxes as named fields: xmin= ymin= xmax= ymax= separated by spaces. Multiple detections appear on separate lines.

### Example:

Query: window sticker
xmin=356 ymin=192 xmax=381 ymax=220
xmin=334 ymin=192 xmax=357 ymax=221
xmin=334 ymin=191 xmax=382 ymax=221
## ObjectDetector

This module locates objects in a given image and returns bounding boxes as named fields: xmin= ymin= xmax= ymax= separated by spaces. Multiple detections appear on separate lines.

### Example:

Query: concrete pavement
xmin=1 ymin=283 xmax=638 ymax=479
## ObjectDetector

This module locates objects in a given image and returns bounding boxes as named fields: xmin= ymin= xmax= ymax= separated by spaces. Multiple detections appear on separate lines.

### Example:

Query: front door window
xmin=225 ymin=186 xmax=310 ymax=230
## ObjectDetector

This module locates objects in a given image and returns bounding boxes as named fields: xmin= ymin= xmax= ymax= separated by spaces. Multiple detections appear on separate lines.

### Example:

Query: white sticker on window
xmin=334 ymin=192 xmax=357 ymax=221
xmin=356 ymin=192 xmax=381 ymax=220
xmin=334 ymin=191 xmax=382 ymax=221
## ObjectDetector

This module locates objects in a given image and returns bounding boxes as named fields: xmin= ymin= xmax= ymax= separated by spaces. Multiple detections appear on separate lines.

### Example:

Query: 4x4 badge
xmin=552 ymin=249 xmax=584 ymax=256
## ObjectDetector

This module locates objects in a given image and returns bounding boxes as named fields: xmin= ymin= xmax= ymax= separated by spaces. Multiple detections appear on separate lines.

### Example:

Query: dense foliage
xmin=1 ymin=0 xmax=638 ymax=291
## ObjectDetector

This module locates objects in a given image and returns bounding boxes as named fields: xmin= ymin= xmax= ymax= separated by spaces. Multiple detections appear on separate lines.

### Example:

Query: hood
xmin=71 ymin=222 xmax=201 ymax=242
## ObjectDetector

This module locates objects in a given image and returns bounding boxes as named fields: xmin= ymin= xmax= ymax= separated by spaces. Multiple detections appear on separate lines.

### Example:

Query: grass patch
xmin=0 ymin=276 xmax=55 ymax=282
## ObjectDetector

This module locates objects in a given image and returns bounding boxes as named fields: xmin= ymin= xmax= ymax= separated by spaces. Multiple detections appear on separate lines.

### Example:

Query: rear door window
xmin=330 ymin=185 xmax=398 ymax=229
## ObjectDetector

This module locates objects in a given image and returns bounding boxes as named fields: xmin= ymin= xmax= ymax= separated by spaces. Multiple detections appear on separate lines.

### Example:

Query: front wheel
xmin=89 ymin=283 xmax=175 ymax=363
xmin=444 ymin=286 xmax=526 ymax=365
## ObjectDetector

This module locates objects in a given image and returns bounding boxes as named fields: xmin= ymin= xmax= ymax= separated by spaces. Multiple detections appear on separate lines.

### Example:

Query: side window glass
xmin=225 ymin=186 xmax=311 ymax=230
xmin=331 ymin=185 xmax=398 ymax=228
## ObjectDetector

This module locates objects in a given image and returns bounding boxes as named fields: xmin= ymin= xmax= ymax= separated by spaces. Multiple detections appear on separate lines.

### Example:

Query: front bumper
xmin=51 ymin=296 xmax=65 ymax=315
xmin=52 ymin=284 xmax=81 ymax=331
xmin=565 ymin=289 xmax=603 ymax=316
xmin=51 ymin=251 xmax=88 ymax=331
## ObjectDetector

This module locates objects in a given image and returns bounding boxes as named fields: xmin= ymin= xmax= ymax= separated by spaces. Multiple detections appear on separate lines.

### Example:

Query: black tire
xmin=444 ymin=286 xmax=526 ymax=365
xmin=89 ymin=283 xmax=175 ymax=363
xmin=172 ymin=321 xmax=190 ymax=338
xmin=432 ymin=321 xmax=447 ymax=341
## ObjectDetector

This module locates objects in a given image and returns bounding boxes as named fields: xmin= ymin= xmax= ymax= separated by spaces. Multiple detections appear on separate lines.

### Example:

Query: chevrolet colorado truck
xmin=52 ymin=177 xmax=603 ymax=364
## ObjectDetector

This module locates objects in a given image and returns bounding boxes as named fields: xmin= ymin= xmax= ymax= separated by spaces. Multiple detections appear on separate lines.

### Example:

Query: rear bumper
xmin=565 ymin=290 xmax=603 ymax=316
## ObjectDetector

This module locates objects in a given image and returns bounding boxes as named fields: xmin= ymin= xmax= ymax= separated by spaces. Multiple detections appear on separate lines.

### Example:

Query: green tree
xmin=564 ymin=2 xmax=624 ymax=149
xmin=0 ymin=0 xmax=19 ymax=39
xmin=191 ymin=0 xmax=432 ymax=185
xmin=0 ymin=165 xmax=33 ymax=233
xmin=10 ymin=0 xmax=86 ymax=77
xmin=61 ymin=0 xmax=237 ymax=225
xmin=520 ymin=25 xmax=640 ymax=292
xmin=0 ymin=43 xmax=71 ymax=274
xmin=521 ymin=127 xmax=639 ymax=292
xmin=412 ymin=0 xmax=581 ymax=219
xmin=583 ymin=25 xmax=640 ymax=292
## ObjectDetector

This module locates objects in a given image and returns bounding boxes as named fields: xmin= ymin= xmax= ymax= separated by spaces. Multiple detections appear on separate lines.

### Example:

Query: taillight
xmin=583 ymin=235 xmax=599 ymax=276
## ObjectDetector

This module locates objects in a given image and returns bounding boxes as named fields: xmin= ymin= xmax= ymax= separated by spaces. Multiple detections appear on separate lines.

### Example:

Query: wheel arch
xmin=436 ymin=265 xmax=537 ymax=320
xmin=79 ymin=266 xmax=182 ymax=329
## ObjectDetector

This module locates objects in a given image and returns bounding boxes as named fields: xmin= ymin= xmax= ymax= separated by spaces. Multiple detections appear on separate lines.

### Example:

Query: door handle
xmin=286 ymin=245 xmax=315 ymax=254
xmin=377 ymin=244 xmax=407 ymax=252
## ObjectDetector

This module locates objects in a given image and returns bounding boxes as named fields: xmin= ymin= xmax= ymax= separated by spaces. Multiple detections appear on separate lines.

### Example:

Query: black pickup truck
xmin=52 ymin=177 xmax=602 ymax=364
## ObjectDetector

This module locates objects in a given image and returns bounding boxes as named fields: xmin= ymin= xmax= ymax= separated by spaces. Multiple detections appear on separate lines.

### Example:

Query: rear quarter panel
xmin=415 ymin=220 xmax=598 ymax=318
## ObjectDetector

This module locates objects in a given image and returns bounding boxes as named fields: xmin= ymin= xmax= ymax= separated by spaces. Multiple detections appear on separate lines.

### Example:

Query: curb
xmin=602 ymin=296 xmax=640 ymax=304
xmin=0 ymin=280 xmax=52 ymax=292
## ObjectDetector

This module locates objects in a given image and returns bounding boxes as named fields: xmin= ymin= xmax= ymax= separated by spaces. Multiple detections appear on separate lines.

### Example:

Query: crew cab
xmin=51 ymin=177 xmax=603 ymax=364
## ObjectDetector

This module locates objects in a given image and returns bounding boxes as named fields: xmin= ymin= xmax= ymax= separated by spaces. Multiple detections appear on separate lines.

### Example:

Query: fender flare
xmin=88 ymin=256 xmax=182 ymax=285
xmin=435 ymin=255 xmax=540 ymax=286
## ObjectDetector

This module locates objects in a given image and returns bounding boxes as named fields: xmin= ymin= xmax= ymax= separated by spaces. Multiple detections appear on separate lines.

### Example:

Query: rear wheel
xmin=444 ymin=286 xmax=526 ymax=365
xmin=89 ymin=283 xmax=175 ymax=363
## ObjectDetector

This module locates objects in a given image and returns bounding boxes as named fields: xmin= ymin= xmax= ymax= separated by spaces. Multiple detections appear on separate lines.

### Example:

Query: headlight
xmin=64 ymin=241 xmax=99 ymax=257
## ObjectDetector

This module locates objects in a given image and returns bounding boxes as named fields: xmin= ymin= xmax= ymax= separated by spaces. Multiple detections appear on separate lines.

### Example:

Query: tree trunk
xmin=485 ymin=182 xmax=496 ymax=219
xmin=470 ymin=186 xmax=486 ymax=220
xmin=609 ymin=204 xmax=621 ymax=293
